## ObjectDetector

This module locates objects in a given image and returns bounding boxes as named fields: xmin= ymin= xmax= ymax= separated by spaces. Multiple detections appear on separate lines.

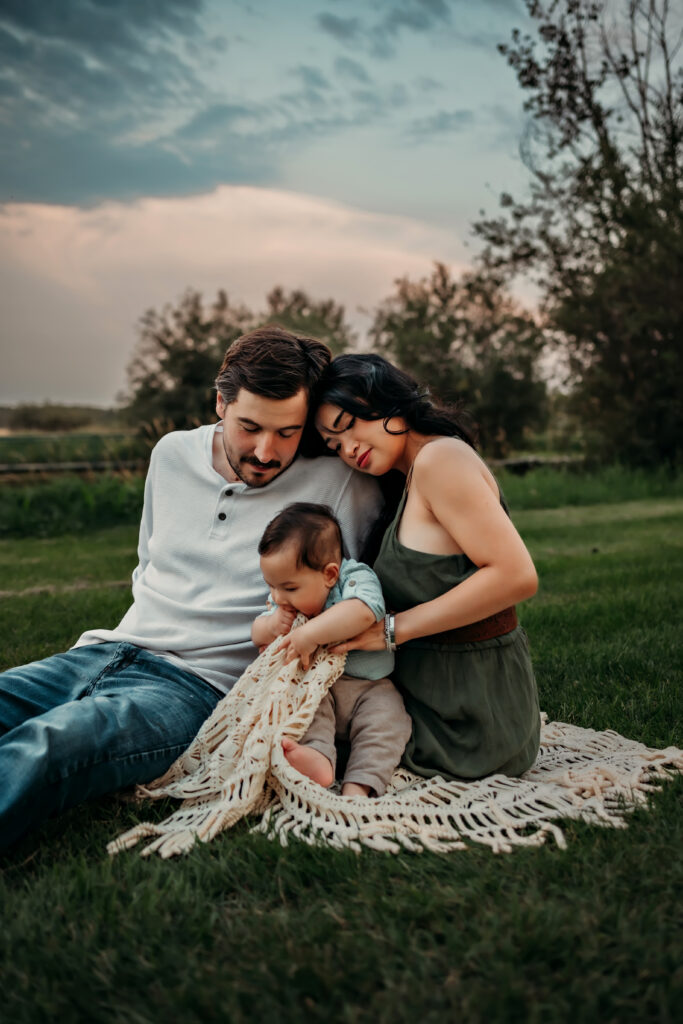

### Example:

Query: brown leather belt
xmin=417 ymin=606 xmax=518 ymax=645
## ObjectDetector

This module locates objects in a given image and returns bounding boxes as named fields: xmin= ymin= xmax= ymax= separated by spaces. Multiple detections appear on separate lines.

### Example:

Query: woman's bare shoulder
xmin=413 ymin=436 xmax=483 ymax=474
xmin=412 ymin=438 xmax=497 ymax=500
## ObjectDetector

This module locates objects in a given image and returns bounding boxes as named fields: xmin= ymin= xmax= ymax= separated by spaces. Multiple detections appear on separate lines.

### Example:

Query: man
xmin=0 ymin=327 xmax=382 ymax=848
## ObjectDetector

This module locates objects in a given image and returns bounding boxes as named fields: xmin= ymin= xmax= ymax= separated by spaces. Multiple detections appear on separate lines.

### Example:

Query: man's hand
xmin=276 ymin=623 xmax=319 ymax=670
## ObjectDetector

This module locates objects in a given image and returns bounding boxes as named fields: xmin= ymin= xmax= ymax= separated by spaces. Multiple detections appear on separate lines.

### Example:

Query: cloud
xmin=0 ymin=0 xmax=203 ymax=58
xmin=0 ymin=0 xmax=426 ymax=206
xmin=0 ymin=3 xmax=203 ymax=115
xmin=370 ymin=1 xmax=452 ymax=57
xmin=0 ymin=118 xmax=274 ymax=206
xmin=0 ymin=186 xmax=467 ymax=404
xmin=174 ymin=103 xmax=258 ymax=141
xmin=415 ymin=75 xmax=442 ymax=92
xmin=407 ymin=108 xmax=475 ymax=139
xmin=334 ymin=57 xmax=372 ymax=84
xmin=381 ymin=0 xmax=451 ymax=38
xmin=317 ymin=1 xmax=453 ymax=60
xmin=0 ymin=1 xmax=216 ymax=203
xmin=0 ymin=0 xmax=525 ymax=229
xmin=291 ymin=65 xmax=331 ymax=91
xmin=316 ymin=13 xmax=361 ymax=42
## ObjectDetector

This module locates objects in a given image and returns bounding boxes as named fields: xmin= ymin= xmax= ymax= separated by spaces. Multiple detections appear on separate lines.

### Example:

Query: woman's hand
xmin=328 ymin=618 xmax=387 ymax=655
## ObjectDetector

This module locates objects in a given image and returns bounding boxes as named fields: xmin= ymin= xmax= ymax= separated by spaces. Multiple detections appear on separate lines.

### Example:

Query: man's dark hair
xmin=215 ymin=326 xmax=331 ymax=405
xmin=258 ymin=503 xmax=342 ymax=571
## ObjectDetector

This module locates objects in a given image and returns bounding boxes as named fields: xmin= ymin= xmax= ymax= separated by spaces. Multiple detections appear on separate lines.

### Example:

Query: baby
xmin=252 ymin=502 xmax=411 ymax=798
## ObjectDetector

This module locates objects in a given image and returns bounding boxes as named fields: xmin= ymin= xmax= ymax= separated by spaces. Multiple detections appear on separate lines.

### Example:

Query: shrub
xmin=0 ymin=476 xmax=145 ymax=538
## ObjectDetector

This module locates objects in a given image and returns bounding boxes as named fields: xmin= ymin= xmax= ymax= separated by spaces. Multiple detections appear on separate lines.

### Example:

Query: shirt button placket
xmin=217 ymin=489 xmax=234 ymax=524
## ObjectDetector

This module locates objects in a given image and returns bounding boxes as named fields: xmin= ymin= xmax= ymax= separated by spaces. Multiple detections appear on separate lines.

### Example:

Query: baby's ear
xmin=322 ymin=562 xmax=340 ymax=588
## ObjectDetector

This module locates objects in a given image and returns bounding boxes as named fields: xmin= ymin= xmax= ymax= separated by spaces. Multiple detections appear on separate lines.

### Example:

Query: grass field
xmin=0 ymin=498 xmax=681 ymax=1023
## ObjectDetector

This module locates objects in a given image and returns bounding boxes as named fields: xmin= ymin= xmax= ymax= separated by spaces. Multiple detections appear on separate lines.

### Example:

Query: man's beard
xmin=223 ymin=440 xmax=288 ymax=488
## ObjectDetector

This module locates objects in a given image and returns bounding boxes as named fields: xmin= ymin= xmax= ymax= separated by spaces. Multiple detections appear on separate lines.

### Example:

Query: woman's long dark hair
xmin=313 ymin=353 xmax=478 ymax=563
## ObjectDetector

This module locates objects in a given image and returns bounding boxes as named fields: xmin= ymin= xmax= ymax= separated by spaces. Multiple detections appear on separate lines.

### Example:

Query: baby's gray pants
xmin=300 ymin=674 xmax=412 ymax=796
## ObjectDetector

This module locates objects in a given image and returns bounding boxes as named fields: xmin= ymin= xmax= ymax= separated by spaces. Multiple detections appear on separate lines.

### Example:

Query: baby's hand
xmin=272 ymin=605 xmax=296 ymax=637
xmin=276 ymin=624 xmax=319 ymax=670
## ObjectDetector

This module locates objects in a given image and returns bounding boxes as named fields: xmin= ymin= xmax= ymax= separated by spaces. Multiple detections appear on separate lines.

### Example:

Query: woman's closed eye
xmin=324 ymin=415 xmax=356 ymax=452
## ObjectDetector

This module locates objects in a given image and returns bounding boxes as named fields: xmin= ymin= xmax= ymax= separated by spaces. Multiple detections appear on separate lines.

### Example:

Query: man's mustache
xmin=242 ymin=456 xmax=281 ymax=469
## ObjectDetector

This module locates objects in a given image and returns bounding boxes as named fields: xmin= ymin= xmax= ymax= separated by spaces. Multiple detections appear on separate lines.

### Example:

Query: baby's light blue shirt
xmin=324 ymin=558 xmax=394 ymax=681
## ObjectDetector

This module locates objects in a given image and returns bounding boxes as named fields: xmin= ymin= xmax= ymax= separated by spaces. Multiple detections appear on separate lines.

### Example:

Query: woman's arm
xmin=277 ymin=599 xmax=376 ymax=668
xmin=331 ymin=441 xmax=537 ymax=653
xmin=394 ymin=441 xmax=537 ymax=643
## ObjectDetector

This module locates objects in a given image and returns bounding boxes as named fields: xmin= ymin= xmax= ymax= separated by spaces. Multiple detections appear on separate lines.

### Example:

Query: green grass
xmin=499 ymin=462 xmax=683 ymax=510
xmin=0 ymin=500 xmax=681 ymax=1023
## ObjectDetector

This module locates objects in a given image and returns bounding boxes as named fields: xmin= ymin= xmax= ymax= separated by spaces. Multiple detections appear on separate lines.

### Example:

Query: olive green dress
xmin=374 ymin=489 xmax=540 ymax=780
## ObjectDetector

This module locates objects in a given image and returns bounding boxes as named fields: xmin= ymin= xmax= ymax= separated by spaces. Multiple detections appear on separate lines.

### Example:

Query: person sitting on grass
xmin=312 ymin=353 xmax=541 ymax=783
xmin=252 ymin=502 xmax=412 ymax=798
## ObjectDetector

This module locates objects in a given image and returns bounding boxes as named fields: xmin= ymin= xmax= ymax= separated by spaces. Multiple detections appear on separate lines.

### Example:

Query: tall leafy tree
xmin=264 ymin=286 xmax=356 ymax=354
xmin=370 ymin=263 xmax=548 ymax=458
xmin=475 ymin=0 xmax=683 ymax=465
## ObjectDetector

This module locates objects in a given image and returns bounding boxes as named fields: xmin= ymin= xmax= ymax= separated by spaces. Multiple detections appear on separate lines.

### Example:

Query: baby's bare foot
xmin=282 ymin=737 xmax=334 ymax=787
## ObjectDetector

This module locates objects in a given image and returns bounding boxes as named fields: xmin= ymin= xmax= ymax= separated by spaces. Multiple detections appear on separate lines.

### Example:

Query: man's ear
xmin=322 ymin=562 xmax=340 ymax=588
xmin=216 ymin=392 xmax=226 ymax=419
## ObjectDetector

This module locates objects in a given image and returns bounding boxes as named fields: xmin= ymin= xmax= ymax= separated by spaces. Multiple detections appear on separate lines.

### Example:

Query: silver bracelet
xmin=384 ymin=613 xmax=398 ymax=652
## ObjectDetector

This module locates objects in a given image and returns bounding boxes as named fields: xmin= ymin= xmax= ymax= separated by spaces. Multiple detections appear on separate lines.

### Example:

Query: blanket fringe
xmin=107 ymin=622 xmax=683 ymax=859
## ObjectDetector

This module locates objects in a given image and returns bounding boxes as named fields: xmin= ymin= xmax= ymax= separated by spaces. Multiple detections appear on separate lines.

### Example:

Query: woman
xmin=313 ymin=353 xmax=541 ymax=781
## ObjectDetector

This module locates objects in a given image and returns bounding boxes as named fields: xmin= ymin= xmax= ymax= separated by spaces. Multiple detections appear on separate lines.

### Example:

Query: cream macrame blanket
xmin=108 ymin=626 xmax=683 ymax=859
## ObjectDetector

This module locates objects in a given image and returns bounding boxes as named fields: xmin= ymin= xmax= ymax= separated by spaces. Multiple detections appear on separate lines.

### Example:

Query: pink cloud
xmin=0 ymin=186 xmax=468 ymax=404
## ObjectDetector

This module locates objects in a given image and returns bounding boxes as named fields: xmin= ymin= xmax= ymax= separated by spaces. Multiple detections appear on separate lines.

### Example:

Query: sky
xmin=0 ymin=0 xmax=535 ymax=406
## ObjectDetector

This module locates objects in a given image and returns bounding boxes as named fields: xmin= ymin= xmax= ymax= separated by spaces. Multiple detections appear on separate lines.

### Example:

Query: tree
xmin=263 ymin=286 xmax=356 ymax=354
xmin=122 ymin=289 xmax=254 ymax=437
xmin=475 ymin=0 xmax=683 ymax=465
xmin=370 ymin=263 xmax=548 ymax=458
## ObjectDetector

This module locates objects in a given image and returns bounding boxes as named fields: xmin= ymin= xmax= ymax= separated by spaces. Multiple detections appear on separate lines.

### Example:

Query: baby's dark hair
xmin=258 ymin=502 xmax=342 ymax=571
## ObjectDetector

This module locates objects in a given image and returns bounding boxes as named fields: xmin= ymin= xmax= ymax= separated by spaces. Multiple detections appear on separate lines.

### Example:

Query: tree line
xmin=122 ymin=0 xmax=681 ymax=467
xmin=121 ymin=274 xmax=551 ymax=461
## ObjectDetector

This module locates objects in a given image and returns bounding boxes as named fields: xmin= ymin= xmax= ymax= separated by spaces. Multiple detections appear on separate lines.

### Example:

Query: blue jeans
xmin=0 ymin=642 xmax=222 ymax=848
